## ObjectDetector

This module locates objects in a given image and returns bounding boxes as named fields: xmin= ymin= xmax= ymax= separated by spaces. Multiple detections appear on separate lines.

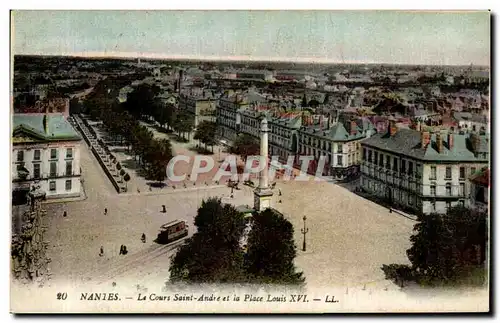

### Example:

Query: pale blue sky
xmin=12 ymin=10 xmax=490 ymax=65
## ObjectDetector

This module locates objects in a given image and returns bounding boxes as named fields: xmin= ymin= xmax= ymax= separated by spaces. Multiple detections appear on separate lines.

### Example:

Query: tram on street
xmin=155 ymin=219 xmax=189 ymax=244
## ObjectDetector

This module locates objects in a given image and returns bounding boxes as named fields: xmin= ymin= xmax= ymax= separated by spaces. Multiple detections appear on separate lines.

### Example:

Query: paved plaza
xmin=40 ymin=130 xmax=416 ymax=291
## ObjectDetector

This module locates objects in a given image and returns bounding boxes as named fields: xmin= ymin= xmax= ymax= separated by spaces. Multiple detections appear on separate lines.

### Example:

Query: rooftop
xmin=12 ymin=114 xmax=81 ymax=142
xmin=362 ymin=128 xmax=489 ymax=162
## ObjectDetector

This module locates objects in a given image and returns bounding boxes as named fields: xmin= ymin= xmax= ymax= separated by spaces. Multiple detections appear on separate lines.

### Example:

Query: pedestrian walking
xmin=63 ymin=211 xmax=67 ymax=217
xmin=137 ymin=188 xmax=140 ymax=193
xmin=278 ymin=189 xmax=282 ymax=196
xmin=104 ymin=208 xmax=107 ymax=215
xmin=99 ymin=246 xmax=104 ymax=257
xmin=119 ymin=245 xmax=124 ymax=255
xmin=122 ymin=245 xmax=128 ymax=255
xmin=141 ymin=233 xmax=146 ymax=243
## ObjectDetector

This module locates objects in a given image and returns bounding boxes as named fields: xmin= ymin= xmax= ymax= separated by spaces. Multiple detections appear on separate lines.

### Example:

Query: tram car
xmin=155 ymin=219 xmax=189 ymax=244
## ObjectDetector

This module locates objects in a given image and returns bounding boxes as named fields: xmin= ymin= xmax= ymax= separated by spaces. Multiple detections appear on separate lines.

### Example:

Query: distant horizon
xmin=12 ymin=52 xmax=490 ymax=68
xmin=12 ymin=11 xmax=490 ymax=66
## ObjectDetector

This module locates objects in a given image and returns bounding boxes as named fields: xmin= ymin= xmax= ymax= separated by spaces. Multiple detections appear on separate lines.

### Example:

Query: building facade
xmin=12 ymin=114 xmax=82 ymax=204
xmin=179 ymin=94 xmax=217 ymax=128
xmin=361 ymin=122 xmax=489 ymax=215
xmin=298 ymin=117 xmax=376 ymax=178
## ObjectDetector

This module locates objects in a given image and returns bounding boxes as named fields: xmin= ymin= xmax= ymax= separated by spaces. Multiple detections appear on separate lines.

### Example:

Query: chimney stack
xmin=470 ymin=133 xmax=481 ymax=157
xmin=350 ymin=120 xmax=357 ymax=135
xmin=436 ymin=133 xmax=443 ymax=153
xmin=43 ymin=115 xmax=48 ymax=134
xmin=447 ymin=133 xmax=454 ymax=150
xmin=421 ymin=131 xmax=431 ymax=149
xmin=388 ymin=119 xmax=397 ymax=136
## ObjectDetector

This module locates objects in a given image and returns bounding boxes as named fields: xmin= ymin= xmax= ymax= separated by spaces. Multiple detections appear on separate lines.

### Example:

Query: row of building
xmin=216 ymin=93 xmax=489 ymax=215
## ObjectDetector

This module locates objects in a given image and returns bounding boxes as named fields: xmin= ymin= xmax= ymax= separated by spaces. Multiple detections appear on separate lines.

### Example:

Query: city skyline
xmin=12 ymin=10 xmax=490 ymax=66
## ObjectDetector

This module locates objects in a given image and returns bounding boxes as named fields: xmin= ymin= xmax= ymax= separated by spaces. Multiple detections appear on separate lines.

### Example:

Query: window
xmin=459 ymin=200 xmax=465 ymax=207
xmin=430 ymin=166 xmax=437 ymax=180
xmin=65 ymin=161 xmax=72 ymax=175
xmin=65 ymin=180 xmax=72 ymax=191
xmin=460 ymin=183 xmax=465 ymax=196
xmin=33 ymin=164 xmax=41 ymax=179
xmin=33 ymin=149 xmax=41 ymax=161
xmin=337 ymin=155 xmax=343 ymax=166
xmin=445 ymin=166 xmax=452 ymax=179
xmin=430 ymin=184 xmax=436 ymax=196
xmin=408 ymin=162 xmax=414 ymax=176
xmin=471 ymin=167 xmax=476 ymax=175
xmin=446 ymin=183 xmax=452 ymax=196
xmin=17 ymin=150 xmax=24 ymax=162
xmin=459 ymin=167 xmax=465 ymax=179
xmin=66 ymin=148 xmax=73 ymax=158
xmin=368 ymin=150 xmax=372 ymax=163
xmin=401 ymin=160 xmax=406 ymax=173
xmin=386 ymin=156 xmax=391 ymax=169
xmin=363 ymin=148 xmax=367 ymax=160
xmin=431 ymin=200 xmax=436 ymax=211
xmin=50 ymin=162 xmax=57 ymax=177
xmin=379 ymin=154 xmax=384 ymax=166
xmin=374 ymin=152 xmax=378 ymax=165
xmin=393 ymin=157 xmax=398 ymax=171
xmin=337 ymin=144 xmax=343 ymax=153
xmin=50 ymin=148 xmax=57 ymax=159
xmin=446 ymin=201 xmax=451 ymax=210
xmin=49 ymin=181 xmax=56 ymax=191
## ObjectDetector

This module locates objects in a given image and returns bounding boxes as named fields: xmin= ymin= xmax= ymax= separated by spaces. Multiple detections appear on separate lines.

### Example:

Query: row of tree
xmin=169 ymin=198 xmax=304 ymax=285
xmin=83 ymin=79 xmax=173 ymax=183
xmin=122 ymin=84 xmax=196 ymax=140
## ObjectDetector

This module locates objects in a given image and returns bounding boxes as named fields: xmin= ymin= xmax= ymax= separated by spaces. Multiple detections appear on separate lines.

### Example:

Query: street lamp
xmin=301 ymin=216 xmax=309 ymax=252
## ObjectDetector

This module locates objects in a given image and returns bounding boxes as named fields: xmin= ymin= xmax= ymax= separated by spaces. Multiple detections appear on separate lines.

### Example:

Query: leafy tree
xmin=245 ymin=209 xmax=304 ymax=285
xmin=124 ymin=83 xmax=160 ymax=119
xmin=308 ymin=99 xmax=320 ymax=108
xmin=169 ymin=198 xmax=246 ymax=283
xmin=172 ymin=110 xmax=195 ymax=140
xmin=301 ymin=93 xmax=307 ymax=107
xmin=194 ymin=121 xmax=217 ymax=152
xmin=144 ymin=138 xmax=173 ymax=183
xmin=231 ymin=133 xmax=260 ymax=162
xmin=123 ymin=173 xmax=131 ymax=190
xmin=382 ymin=206 xmax=488 ymax=286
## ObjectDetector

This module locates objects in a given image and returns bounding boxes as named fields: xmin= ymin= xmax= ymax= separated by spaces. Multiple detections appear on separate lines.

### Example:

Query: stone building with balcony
xmin=12 ymin=114 xmax=82 ymax=205
xmin=360 ymin=121 xmax=489 ymax=215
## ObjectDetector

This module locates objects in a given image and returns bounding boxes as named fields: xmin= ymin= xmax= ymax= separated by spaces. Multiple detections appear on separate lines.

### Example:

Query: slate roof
xmin=301 ymin=118 xmax=374 ymax=142
xmin=13 ymin=114 xmax=81 ymax=141
xmin=362 ymin=128 xmax=489 ymax=162
xmin=271 ymin=115 xmax=302 ymax=129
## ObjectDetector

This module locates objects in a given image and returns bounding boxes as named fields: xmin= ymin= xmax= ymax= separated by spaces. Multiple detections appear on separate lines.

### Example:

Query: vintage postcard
xmin=10 ymin=10 xmax=490 ymax=313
